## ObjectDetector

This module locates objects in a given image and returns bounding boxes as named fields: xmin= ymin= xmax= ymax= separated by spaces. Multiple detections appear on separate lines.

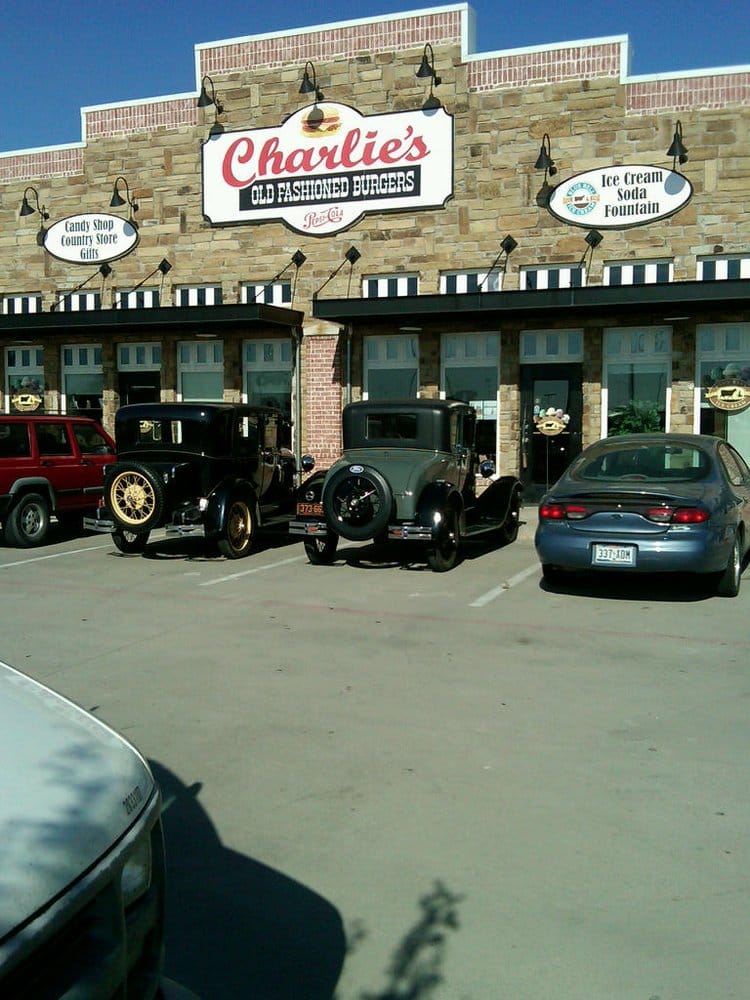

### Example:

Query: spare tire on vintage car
xmin=322 ymin=464 xmax=393 ymax=541
xmin=106 ymin=462 xmax=166 ymax=533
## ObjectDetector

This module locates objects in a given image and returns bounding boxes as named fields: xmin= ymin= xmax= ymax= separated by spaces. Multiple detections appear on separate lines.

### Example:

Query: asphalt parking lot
xmin=2 ymin=510 xmax=750 ymax=1000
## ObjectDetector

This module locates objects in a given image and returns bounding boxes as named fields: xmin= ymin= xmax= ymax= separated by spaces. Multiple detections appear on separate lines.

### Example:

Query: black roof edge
xmin=0 ymin=302 xmax=304 ymax=336
xmin=311 ymin=278 xmax=750 ymax=324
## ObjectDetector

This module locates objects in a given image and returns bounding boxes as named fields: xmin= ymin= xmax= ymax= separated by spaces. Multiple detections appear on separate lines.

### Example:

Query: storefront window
xmin=695 ymin=324 xmax=750 ymax=460
xmin=603 ymin=328 xmax=671 ymax=437
xmin=244 ymin=340 xmax=292 ymax=419
xmin=177 ymin=340 xmax=224 ymax=401
xmin=5 ymin=346 xmax=45 ymax=414
xmin=62 ymin=344 xmax=103 ymax=419
xmin=364 ymin=335 xmax=418 ymax=400
xmin=441 ymin=333 xmax=499 ymax=462
xmin=117 ymin=343 xmax=162 ymax=405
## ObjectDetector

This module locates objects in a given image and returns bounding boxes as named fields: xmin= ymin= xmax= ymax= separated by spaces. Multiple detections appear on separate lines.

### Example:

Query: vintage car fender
xmin=296 ymin=469 xmax=327 ymax=504
xmin=415 ymin=481 xmax=464 ymax=531
xmin=476 ymin=475 xmax=523 ymax=521
xmin=203 ymin=477 xmax=260 ymax=537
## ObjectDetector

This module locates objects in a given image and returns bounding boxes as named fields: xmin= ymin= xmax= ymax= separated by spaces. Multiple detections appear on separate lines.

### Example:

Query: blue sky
xmin=1 ymin=0 xmax=748 ymax=154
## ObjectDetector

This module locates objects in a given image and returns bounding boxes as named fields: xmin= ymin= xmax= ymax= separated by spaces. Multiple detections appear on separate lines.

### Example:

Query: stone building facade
xmin=1 ymin=3 xmax=749 ymax=497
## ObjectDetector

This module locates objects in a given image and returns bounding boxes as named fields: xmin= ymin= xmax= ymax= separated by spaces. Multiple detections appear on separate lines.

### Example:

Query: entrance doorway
xmin=118 ymin=372 xmax=160 ymax=406
xmin=520 ymin=363 xmax=582 ymax=500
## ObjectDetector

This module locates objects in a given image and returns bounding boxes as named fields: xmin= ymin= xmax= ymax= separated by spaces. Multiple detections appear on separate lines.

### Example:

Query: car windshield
xmin=118 ymin=417 xmax=209 ymax=452
xmin=571 ymin=443 xmax=711 ymax=482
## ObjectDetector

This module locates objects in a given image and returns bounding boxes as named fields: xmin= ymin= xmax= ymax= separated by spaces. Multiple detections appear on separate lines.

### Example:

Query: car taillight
xmin=539 ymin=502 xmax=589 ymax=521
xmin=644 ymin=506 xmax=709 ymax=524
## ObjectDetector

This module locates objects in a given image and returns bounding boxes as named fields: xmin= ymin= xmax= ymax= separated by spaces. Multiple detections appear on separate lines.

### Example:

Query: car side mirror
xmin=301 ymin=454 xmax=315 ymax=473
xmin=479 ymin=459 xmax=495 ymax=479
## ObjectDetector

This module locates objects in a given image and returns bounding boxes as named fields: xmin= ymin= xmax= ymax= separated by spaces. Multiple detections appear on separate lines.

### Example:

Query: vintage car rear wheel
xmin=218 ymin=499 xmax=255 ymax=558
xmin=323 ymin=466 xmax=392 ymax=542
xmin=304 ymin=534 xmax=339 ymax=565
xmin=5 ymin=492 xmax=50 ymax=547
xmin=426 ymin=507 xmax=461 ymax=572
xmin=112 ymin=528 xmax=150 ymax=554
xmin=108 ymin=463 xmax=165 ymax=531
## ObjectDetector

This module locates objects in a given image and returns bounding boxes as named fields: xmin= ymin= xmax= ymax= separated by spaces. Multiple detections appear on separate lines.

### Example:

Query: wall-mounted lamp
xmin=197 ymin=75 xmax=225 ymax=136
xmin=109 ymin=176 xmax=139 ymax=225
xmin=299 ymin=62 xmax=324 ymax=103
xmin=113 ymin=258 xmax=171 ymax=308
xmin=50 ymin=263 xmax=113 ymax=313
xmin=416 ymin=43 xmax=442 ymax=111
xmin=313 ymin=246 xmax=362 ymax=300
xmin=534 ymin=134 xmax=557 ymax=182
xmin=579 ymin=229 xmax=603 ymax=270
xmin=252 ymin=249 xmax=308 ymax=304
xmin=667 ymin=120 xmax=688 ymax=170
xmin=478 ymin=235 xmax=518 ymax=290
xmin=19 ymin=186 xmax=50 ymax=246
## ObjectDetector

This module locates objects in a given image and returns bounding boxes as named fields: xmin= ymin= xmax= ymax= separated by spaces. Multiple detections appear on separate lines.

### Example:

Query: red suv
xmin=0 ymin=415 xmax=115 ymax=547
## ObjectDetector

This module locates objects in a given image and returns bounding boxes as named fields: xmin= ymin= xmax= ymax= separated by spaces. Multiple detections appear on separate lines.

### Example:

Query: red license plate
xmin=297 ymin=502 xmax=323 ymax=516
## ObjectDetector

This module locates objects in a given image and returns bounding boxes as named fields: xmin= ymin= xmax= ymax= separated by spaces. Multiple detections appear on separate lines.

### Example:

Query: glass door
xmin=520 ymin=363 xmax=582 ymax=500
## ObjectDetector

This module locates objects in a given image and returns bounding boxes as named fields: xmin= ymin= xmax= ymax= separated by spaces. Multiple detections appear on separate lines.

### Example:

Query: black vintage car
xmin=85 ymin=402 xmax=298 ymax=557
xmin=290 ymin=399 xmax=523 ymax=571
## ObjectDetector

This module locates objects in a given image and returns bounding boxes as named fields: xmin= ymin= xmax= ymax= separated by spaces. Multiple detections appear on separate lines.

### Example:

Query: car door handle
xmin=40 ymin=459 xmax=54 ymax=466
xmin=81 ymin=459 xmax=94 ymax=466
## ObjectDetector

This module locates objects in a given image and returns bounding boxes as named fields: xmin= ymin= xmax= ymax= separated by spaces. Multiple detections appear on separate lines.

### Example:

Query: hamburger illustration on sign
xmin=547 ymin=165 xmax=692 ymax=229
xmin=201 ymin=102 xmax=454 ymax=236
xmin=300 ymin=105 xmax=342 ymax=137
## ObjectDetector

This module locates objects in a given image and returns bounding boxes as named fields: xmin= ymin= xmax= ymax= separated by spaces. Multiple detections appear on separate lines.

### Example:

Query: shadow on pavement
xmin=539 ymin=569 xmax=718 ymax=602
xmin=350 ymin=881 xmax=464 ymax=1000
xmin=151 ymin=761 xmax=346 ymax=1000
xmin=112 ymin=526 xmax=302 ymax=561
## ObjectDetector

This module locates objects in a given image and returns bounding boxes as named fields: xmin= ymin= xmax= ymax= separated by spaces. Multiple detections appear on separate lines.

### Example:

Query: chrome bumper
xmin=83 ymin=511 xmax=114 ymax=533
xmin=290 ymin=520 xmax=433 ymax=542
xmin=289 ymin=519 xmax=328 ymax=537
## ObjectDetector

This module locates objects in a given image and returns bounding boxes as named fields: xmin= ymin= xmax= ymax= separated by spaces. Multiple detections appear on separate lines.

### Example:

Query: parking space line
xmin=200 ymin=554 xmax=305 ymax=586
xmin=470 ymin=563 xmax=539 ymax=606
xmin=0 ymin=544 xmax=112 ymax=568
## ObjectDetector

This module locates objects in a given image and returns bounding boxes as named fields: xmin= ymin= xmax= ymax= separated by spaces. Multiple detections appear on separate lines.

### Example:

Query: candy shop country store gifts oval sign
xmin=548 ymin=166 xmax=692 ymax=229
xmin=43 ymin=214 xmax=139 ymax=264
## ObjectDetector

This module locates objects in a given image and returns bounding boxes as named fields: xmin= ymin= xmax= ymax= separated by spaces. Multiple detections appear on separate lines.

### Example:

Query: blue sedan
xmin=534 ymin=433 xmax=750 ymax=596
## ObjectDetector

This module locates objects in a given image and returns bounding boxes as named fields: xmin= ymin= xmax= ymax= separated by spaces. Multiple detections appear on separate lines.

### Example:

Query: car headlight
xmin=121 ymin=833 xmax=152 ymax=908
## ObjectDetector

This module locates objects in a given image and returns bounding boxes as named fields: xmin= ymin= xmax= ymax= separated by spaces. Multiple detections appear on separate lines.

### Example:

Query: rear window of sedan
xmin=364 ymin=413 xmax=418 ymax=441
xmin=572 ymin=444 xmax=711 ymax=482
xmin=118 ymin=418 xmax=208 ymax=451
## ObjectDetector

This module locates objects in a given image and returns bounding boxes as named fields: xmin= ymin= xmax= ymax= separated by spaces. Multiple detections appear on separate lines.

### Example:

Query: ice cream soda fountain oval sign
xmin=547 ymin=165 xmax=692 ymax=229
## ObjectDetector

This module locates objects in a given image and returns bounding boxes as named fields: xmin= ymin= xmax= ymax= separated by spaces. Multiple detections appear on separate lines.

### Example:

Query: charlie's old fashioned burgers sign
xmin=202 ymin=102 xmax=453 ymax=236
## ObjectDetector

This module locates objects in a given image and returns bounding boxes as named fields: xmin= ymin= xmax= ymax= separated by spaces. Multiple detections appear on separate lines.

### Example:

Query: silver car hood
xmin=0 ymin=661 xmax=154 ymax=940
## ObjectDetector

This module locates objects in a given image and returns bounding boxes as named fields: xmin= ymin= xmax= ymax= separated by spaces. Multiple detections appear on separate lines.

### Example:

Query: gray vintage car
xmin=290 ymin=399 xmax=522 ymax=571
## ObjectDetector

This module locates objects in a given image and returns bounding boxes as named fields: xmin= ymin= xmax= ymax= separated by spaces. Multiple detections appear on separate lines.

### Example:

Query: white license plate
xmin=592 ymin=544 xmax=636 ymax=566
